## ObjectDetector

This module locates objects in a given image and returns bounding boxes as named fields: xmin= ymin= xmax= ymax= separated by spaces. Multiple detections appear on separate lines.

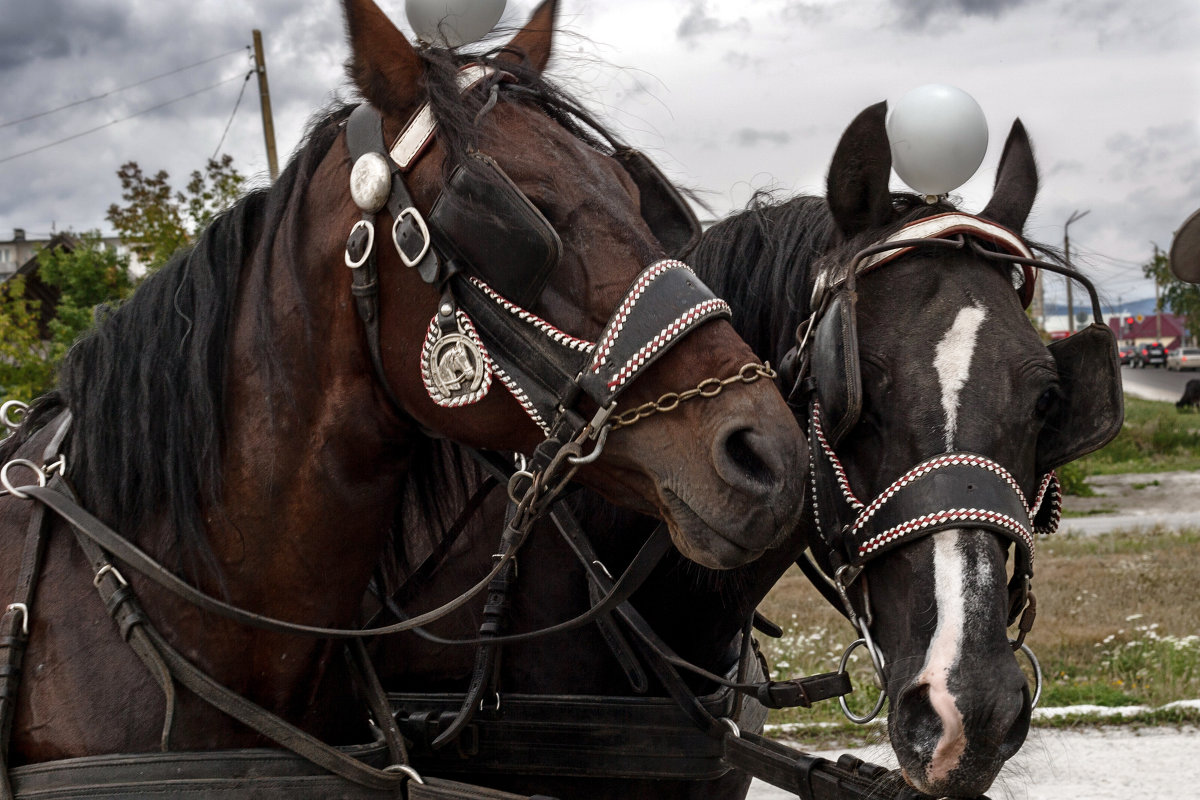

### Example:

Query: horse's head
xmin=796 ymin=103 xmax=1121 ymax=796
xmin=329 ymin=0 xmax=804 ymax=568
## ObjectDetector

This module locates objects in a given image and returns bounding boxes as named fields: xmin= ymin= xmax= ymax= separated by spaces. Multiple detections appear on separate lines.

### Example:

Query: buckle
xmin=393 ymin=207 xmax=431 ymax=268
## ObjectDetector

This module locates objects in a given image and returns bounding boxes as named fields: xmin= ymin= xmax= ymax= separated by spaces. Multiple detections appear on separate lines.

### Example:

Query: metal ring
xmin=344 ymin=219 xmax=376 ymax=269
xmin=383 ymin=764 xmax=425 ymax=784
xmin=507 ymin=469 xmax=534 ymax=505
xmin=5 ymin=603 xmax=29 ymax=636
xmin=719 ymin=717 xmax=740 ymax=738
xmin=566 ymin=424 xmax=610 ymax=466
xmin=1 ymin=459 xmax=45 ymax=499
xmin=0 ymin=400 xmax=28 ymax=431
xmin=837 ymin=639 xmax=888 ymax=724
xmin=479 ymin=691 xmax=501 ymax=712
xmin=1015 ymin=641 xmax=1043 ymax=709
xmin=93 ymin=564 xmax=128 ymax=589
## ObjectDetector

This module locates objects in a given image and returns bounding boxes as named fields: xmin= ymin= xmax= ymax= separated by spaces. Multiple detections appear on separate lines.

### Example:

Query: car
xmin=1118 ymin=345 xmax=1136 ymax=366
xmin=1167 ymin=346 xmax=1200 ymax=371
xmin=1134 ymin=341 xmax=1167 ymax=368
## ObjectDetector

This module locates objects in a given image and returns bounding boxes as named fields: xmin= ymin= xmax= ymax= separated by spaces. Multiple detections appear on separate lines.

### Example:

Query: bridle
xmin=783 ymin=212 xmax=1121 ymax=721
xmin=342 ymin=63 xmax=747 ymax=463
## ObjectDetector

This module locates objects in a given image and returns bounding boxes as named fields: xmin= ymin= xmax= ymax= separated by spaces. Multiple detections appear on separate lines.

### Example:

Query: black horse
xmin=374 ymin=102 xmax=1123 ymax=799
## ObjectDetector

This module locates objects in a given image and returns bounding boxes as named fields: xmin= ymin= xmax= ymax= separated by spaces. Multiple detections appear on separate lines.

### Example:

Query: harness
xmin=782 ymin=213 xmax=1123 ymax=718
xmin=0 ymin=64 xmax=798 ymax=799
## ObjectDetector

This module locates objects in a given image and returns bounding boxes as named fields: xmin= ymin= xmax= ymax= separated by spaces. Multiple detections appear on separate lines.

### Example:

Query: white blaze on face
xmin=932 ymin=305 xmax=987 ymax=450
xmin=919 ymin=303 xmax=987 ymax=783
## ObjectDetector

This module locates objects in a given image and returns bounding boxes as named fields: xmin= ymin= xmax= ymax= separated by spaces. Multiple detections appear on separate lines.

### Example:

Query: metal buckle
xmin=5 ymin=603 xmax=29 ymax=636
xmin=344 ymin=219 xmax=375 ymax=269
xmin=393 ymin=207 xmax=431 ymax=268
xmin=93 ymin=564 xmax=128 ymax=589
xmin=382 ymin=764 xmax=425 ymax=784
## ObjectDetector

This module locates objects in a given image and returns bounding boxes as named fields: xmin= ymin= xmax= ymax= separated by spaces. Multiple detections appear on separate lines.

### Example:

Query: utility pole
xmin=1153 ymin=242 xmax=1163 ymax=341
xmin=1064 ymin=209 xmax=1090 ymax=334
xmin=252 ymin=30 xmax=279 ymax=181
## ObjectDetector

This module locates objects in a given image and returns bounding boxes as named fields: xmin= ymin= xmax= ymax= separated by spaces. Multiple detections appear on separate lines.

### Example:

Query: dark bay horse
xmin=0 ymin=0 xmax=804 ymax=775
xmin=375 ymin=102 xmax=1121 ymax=799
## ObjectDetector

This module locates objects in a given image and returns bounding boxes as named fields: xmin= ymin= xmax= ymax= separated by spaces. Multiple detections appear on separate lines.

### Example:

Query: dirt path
xmin=1059 ymin=470 xmax=1200 ymax=535
xmin=748 ymin=726 xmax=1200 ymax=798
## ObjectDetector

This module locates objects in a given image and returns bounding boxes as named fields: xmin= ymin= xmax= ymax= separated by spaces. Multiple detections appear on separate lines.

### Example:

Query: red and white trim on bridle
xmin=858 ymin=213 xmax=1039 ymax=308
xmin=425 ymin=260 xmax=728 ymax=432
xmin=809 ymin=400 xmax=1058 ymax=565
xmin=812 ymin=213 xmax=1041 ymax=311
xmin=603 ymin=298 xmax=731 ymax=393
xmin=858 ymin=507 xmax=1036 ymax=562
xmin=466 ymin=277 xmax=595 ymax=354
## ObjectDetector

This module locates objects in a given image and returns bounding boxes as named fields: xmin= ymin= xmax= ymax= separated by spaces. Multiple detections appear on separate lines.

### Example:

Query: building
xmin=0 ymin=229 xmax=137 ymax=283
xmin=1 ymin=230 xmax=140 ymax=339
xmin=1107 ymin=312 xmax=1190 ymax=350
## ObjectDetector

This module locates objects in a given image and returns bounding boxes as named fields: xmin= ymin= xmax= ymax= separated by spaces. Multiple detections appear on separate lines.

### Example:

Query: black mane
xmin=0 ymin=106 xmax=352 ymax=573
xmin=686 ymin=191 xmax=1061 ymax=366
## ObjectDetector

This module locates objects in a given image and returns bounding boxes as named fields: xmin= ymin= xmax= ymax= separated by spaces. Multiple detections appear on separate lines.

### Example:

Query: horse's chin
xmin=659 ymin=488 xmax=770 ymax=569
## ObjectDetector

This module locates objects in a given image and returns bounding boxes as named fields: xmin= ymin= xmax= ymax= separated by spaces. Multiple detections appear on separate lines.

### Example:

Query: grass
xmin=1073 ymin=396 xmax=1200 ymax=476
xmin=756 ymin=527 xmax=1200 ymax=742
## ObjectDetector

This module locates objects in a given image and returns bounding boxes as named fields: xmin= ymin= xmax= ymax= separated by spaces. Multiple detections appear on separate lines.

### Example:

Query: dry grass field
xmin=756 ymin=526 xmax=1200 ymax=740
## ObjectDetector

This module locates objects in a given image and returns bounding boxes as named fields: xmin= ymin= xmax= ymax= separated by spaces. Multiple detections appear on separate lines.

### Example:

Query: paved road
xmin=747 ymin=726 xmax=1200 ymax=799
xmin=1119 ymin=363 xmax=1197 ymax=402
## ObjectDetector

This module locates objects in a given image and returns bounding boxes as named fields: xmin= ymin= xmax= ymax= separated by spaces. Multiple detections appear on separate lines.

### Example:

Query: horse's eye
xmin=1035 ymin=387 xmax=1060 ymax=418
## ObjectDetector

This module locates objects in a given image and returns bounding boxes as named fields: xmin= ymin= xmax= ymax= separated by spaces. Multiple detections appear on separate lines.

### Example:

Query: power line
xmin=211 ymin=70 xmax=255 ymax=159
xmin=0 ymin=72 xmax=250 ymax=167
xmin=0 ymin=46 xmax=249 ymax=131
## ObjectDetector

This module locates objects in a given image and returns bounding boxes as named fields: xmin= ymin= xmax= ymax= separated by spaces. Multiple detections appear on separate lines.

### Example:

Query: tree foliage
xmin=1143 ymin=247 xmax=1200 ymax=342
xmin=0 ymin=232 xmax=133 ymax=401
xmin=106 ymin=153 xmax=244 ymax=271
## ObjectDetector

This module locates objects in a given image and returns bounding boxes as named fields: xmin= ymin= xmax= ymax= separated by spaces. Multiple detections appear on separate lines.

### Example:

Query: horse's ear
xmin=827 ymin=102 xmax=894 ymax=239
xmin=343 ymin=0 xmax=424 ymax=116
xmin=498 ymin=0 xmax=558 ymax=75
xmin=981 ymin=119 xmax=1038 ymax=233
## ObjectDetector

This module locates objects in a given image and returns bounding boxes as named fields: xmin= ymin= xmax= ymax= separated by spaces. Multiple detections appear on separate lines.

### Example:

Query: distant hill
xmin=1045 ymin=297 xmax=1159 ymax=317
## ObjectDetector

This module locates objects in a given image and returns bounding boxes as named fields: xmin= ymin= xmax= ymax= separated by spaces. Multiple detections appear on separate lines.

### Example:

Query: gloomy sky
xmin=1 ymin=0 xmax=1196 ymax=310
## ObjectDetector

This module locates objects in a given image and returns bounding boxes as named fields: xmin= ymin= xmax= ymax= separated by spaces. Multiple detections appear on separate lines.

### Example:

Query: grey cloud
xmin=676 ymin=1 xmax=750 ymax=45
xmin=892 ymin=0 xmax=1030 ymax=30
xmin=781 ymin=2 xmax=832 ymax=24
xmin=733 ymin=128 xmax=792 ymax=147
xmin=0 ymin=0 xmax=130 ymax=70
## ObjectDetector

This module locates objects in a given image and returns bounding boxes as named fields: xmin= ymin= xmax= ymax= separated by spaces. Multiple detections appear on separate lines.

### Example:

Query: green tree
xmin=0 ymin=232 xmax=133 ymax=402
xmin=0 ymin=276 xmax=54 ymax=402
xmin=1143 ymin=247 xmax=1200 ymax=342
xmin=106 ymin=153 xmax=244 ymax=272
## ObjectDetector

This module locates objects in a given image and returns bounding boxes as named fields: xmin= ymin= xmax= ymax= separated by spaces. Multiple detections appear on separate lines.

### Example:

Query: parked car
xmin=1167 ymin=347 xmax=1200 ymax=371
xmin=1134 ymin=342 xmax=1167 ymax=368
xmin=1118 ymin=345 xmax=1136 ymax=366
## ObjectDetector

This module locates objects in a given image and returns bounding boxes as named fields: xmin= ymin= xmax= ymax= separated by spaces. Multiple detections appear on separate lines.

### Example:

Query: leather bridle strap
xmin=20 ymin=482 xmax=518 ymax=639
xmin=547 ymin=506 xmax=851 ymax=714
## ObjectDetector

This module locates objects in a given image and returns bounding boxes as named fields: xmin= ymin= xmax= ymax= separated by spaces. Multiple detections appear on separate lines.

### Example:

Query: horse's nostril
xmin=718 ymin=426 xmax=776 ymax=488
xmin=997 ymin=683 xmax=1033 ymax=760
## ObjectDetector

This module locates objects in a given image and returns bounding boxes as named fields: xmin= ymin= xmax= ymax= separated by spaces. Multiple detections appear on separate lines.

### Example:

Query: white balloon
xmin=406 ymin=0 xmax=506 ymax=48
xmin=886 ymin=84 xmax=989 ymax=196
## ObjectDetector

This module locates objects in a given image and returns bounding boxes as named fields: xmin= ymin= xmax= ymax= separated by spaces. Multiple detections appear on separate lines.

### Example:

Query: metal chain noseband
xmin=610 ymin=362 xmax=776 ymax=430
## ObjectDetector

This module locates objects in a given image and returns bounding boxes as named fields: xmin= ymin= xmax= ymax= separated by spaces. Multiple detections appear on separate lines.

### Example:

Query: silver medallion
xmin=349 ymin=152 xmax=392 ymax=213
xmin=422 ymin=313 xmax=492 ymax=407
